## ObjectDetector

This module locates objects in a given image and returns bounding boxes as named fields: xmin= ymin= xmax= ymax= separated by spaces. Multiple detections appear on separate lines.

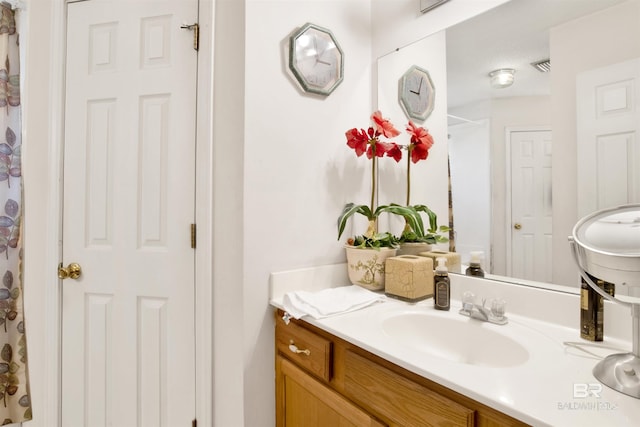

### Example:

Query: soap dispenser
xmin=465 ymin=251 xmax=485 ymax=277
xmin=434 ymin=257 xmax=450 ymax=311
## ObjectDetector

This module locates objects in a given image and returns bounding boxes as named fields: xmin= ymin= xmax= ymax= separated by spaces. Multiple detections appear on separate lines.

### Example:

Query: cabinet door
xmin=344 ymin=350 xmax=474 ymax=427
xmin=276 ymin=356 xmax=385 ymax=427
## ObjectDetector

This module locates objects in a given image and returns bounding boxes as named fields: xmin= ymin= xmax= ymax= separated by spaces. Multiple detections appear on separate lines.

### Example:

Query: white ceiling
xmin=446 ymin=0 xmax=628 ymax=116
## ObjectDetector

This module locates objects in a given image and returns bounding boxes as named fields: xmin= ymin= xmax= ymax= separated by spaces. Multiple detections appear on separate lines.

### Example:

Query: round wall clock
xmin=398 ymin=65 xmax=435 ymax=122
xmin=289 ymin=23 xmax=344 ymax=96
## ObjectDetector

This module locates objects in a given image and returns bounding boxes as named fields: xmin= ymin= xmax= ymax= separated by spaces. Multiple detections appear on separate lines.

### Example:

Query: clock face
xmin=399 ymin=65 xmax=435 ymax=122
xmin=289 ymin=23 xmax=344 ymax=96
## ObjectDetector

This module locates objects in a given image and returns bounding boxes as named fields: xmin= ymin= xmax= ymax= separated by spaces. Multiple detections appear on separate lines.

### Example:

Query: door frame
xmin=504 ymin=126 xmax=551 ymax=277
xmin=45 ymin=1 xmax=214 ymax=425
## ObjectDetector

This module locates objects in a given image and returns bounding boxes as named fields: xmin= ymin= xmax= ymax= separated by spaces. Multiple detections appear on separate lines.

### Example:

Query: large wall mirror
xmin=378 ymin=0 xmax=640 ymax=292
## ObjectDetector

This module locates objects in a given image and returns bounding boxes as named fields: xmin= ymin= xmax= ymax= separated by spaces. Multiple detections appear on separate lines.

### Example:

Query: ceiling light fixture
xmin=489 ymin=68 xmax=516 ymax=89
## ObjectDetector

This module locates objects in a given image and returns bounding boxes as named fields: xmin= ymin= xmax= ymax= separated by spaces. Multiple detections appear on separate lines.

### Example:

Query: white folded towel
xmin=283 ymin=285 xmax=385 ymax=320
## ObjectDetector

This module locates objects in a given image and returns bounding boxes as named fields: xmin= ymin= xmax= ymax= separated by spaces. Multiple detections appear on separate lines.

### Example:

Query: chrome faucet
xmin=459 ymin=291 xmax=508 ymax=325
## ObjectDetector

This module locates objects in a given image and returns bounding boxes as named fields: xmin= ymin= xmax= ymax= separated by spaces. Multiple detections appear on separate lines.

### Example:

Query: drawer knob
xmin=289 ymin=340 xmax=311 ymax=356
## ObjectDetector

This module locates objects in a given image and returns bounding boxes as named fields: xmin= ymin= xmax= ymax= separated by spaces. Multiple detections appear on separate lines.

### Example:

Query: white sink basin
xmin=380 ymin=309 xmax=530 ymax=368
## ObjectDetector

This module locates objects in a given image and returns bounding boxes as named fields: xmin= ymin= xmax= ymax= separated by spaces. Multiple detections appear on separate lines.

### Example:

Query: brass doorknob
xmin=514 ymin=223 xmax=522 ymax=230
xmin=58 ymin=263 xmax=82 ymax=280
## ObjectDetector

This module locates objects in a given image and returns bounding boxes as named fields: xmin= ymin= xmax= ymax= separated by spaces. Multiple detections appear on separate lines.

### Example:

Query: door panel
xmin=509 ymin=130 xmax=552 ymax=282
xmin=62 ymin=1 xmax=198 ymax=425
xmin=577 ymin=58 xmax=640 ymax=219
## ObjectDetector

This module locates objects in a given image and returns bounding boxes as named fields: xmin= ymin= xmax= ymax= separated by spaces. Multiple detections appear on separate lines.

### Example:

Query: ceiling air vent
xmin=420 ymin=0 xmax=451 ymax=14
xmin=531 ymin=59 xmax=551 ymax=73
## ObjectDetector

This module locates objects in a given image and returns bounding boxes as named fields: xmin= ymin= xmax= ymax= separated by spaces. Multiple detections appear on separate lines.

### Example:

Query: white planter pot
xmin=344 ymin=246 xmax=397 ymax=291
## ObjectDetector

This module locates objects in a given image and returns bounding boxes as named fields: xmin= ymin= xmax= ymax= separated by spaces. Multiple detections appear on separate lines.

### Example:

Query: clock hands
xmin=313 ymin=37 xmax=320 ymax=64
xmin=312 ymin=37 xmax=334 ymax=66
xmin=409 ymin=77 xmax=424 ymax=95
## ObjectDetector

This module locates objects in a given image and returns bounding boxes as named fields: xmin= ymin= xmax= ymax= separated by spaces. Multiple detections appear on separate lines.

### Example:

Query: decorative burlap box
xmin=418 ymin=250 xmax=462 ymax=274
xmin=384 ymin=255 xmax=434 ymax=302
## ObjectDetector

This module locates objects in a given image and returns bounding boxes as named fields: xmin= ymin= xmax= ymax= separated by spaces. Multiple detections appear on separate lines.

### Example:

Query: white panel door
xmin=508 ymin=130 xmax=553 ymax=282
xmin=62 ymin=1 xmax=198 ymax=426
xmin=577 ymin=58 xmax=640 ymax=219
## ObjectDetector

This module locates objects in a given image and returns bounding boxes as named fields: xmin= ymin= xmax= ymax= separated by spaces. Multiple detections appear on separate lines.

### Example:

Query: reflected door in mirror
xmin=577 ymin=58 xmax=640 ymax=221
xmin=508 ymin=129 xmax=552 ymax=282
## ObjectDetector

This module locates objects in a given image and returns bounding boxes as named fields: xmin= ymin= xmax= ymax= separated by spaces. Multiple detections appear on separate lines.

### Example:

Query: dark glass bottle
xmin=580 ymin=273 xmax=615 ymax=341
xmin=465 ymin=251 xmax=485 ymax=277
xmin=434 ymin=258 xmax=450 ymax=311
xmin=465 ymin=263 xmax=484 ymax=277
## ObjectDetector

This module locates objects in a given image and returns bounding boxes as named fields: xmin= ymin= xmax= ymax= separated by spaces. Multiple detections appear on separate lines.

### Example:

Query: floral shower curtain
xmin=0 ymin=3 xmax=31 ymax=423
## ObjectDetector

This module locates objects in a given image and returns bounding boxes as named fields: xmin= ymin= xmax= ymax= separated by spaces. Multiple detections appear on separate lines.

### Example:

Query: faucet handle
xmin=462 ymin=291 xmax=476 ymax=311
xmin=490 ymin=298 xmax=506 ymax=319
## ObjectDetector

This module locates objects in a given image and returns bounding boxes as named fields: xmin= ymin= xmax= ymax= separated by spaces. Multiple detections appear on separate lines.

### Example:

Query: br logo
xmin=573 ymin=383 xmax=603 ymax=398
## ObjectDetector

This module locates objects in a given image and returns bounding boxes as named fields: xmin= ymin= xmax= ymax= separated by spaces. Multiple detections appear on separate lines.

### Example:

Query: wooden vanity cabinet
xmin=276 ymin=357 xmax=385 ymax=427
xmin=275 ymin=310 xmax=529 ymax=427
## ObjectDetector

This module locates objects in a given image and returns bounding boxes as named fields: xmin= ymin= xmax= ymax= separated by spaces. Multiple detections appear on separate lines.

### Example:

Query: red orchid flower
xmin=345 ymin=128 xmax=369 ymax=157
xmin=346 ymin=125 xmax=402 ymax=161
xmin=406 ymin=121 xmax=434 ymax=164
xmin=386 ymin=143 xmax=403 ymax=163
xmin=372 ymin=110 xmax=400 ymax=138
xmin=368 ymin=141 xmax=392 ymax=159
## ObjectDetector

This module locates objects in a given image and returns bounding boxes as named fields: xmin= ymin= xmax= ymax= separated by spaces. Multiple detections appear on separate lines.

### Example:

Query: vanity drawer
xmin=343 ymin=350 xmax=474 ymax=426
xmin=276 ymin=317 xmax=332 ymax=381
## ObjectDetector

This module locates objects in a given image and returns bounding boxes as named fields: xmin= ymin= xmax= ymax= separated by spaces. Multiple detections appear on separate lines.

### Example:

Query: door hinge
xmin=191 ymin=224 xmax=196 ymax=249
xmin=181 ymin=23 xmax=199 ymax=51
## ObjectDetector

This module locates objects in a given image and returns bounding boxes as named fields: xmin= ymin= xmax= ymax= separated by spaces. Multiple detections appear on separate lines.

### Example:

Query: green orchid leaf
xmin=337 ymin=203 xmax=372 ymax=240
xmin=413 ymin=204 xmax=438 ymax=232
xmin=358 ymin=205 xmax=374 ymax=219
xmin=380 ymin=204 xmax=425 ymax=237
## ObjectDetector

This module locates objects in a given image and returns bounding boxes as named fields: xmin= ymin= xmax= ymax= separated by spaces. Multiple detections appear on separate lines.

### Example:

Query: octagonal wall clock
xmin=289 ymin=23 xmax=344 ymax=96
xmin=398 ymin=65 xmax=435 ymax=122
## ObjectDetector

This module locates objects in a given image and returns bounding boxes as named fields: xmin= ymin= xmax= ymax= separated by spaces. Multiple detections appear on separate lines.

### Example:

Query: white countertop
xmin=270 ymin=264 xmax=640 ymax=427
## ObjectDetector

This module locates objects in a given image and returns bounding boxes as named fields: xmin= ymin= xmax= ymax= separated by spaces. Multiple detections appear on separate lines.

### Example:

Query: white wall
xmin=244 ymin=1 xmax=373 ymax=424
xmin=448 ymin=119 xmax=491 ymax=265
xmin=21 ymin=0 xmax=59 ymax=426
xmin=213 ymin=0 xmax=245 ymax=424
